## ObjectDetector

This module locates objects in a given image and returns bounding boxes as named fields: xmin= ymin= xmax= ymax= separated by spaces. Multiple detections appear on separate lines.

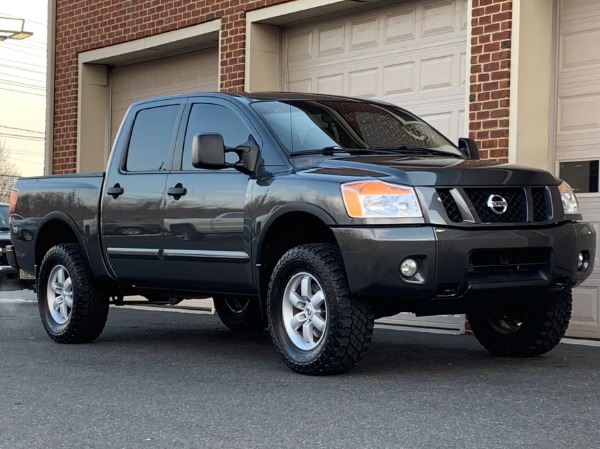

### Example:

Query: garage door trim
xmin=77 ymin=20 xmax=221 ymax=172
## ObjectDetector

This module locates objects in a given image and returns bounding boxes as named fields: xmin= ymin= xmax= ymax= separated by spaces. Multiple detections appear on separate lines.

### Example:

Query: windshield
xmin=251 ymin=99 xmax=463 ymax=157
xmin=0 ymin=205 xmax=9 ymax=230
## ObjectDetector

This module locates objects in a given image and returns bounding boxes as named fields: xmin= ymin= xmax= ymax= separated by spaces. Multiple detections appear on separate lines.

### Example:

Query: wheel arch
xmin=256 ymin=205 xmax=339 ymax=312
xmin=34 ymin=212 xmax=90 ymax=275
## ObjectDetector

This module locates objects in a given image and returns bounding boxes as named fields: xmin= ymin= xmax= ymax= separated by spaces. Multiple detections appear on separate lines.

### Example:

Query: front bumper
xmin=333 ymin=222 xmax=596 ymax=313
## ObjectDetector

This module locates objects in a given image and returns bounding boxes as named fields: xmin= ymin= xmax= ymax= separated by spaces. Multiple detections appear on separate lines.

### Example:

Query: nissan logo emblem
xmin=487 ymin=194 xmax=508 ymax=215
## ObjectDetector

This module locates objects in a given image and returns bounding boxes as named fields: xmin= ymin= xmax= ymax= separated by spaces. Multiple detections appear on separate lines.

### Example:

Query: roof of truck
xmin=131 ymin=91 xmax=389 ymax=107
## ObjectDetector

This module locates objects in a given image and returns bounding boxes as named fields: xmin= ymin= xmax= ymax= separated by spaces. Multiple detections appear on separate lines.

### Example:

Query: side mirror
xmin=192 ymin=133 xmax=227 ymax=169
xmin=458 ymin=137 xmax=480 ymax=160
xmin=233 ymin=135 xmax=260 ymax=175
xmin=192 ymin=133 xmax=260 ymax=174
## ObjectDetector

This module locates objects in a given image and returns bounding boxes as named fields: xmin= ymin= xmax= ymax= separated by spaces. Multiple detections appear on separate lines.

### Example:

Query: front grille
xmin=532 ymin=188 xmax=550 ymax=222
xmin=437 ymin=189 xmax=462 ymax=223
xmin=465 ymin=188 xmax=526 ymax=223
xmin=468 ymin=248 xmax=551 ymax=284
xmin=435 ymin=186 xmax=553 ymax=225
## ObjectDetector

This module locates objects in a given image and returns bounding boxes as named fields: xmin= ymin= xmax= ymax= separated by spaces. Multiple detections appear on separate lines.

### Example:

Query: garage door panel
xmin=318 ymin=24 xmax=346 ymax=56
xmin=350 ymin=16 xmax=380 ymax=50
xmin=560 ymin=0 xmax=600 ymax=25
xmin=422 ymin=0 xmax=457 ymax=36
xmin=383 ymin=63 xmax=416 ymax=96
xmin=287 ymin=30 xmax=313 ymax=60
xmin=557 ymin=94 xmax=600 ymax=134
xmin=348 ymin=69 xmax=378 ymax=98
xmin=384 ymin=8 xmax=418 ymax=43
xmin=421 ymin=55 xmax=455 ymax=91
xmin=560 ymin=30 xmax=600 ymax=72
xmin=284 ymin=0 xmax=467 ymax=331
xmin=316 ymin=74 xmax=345 ymax=96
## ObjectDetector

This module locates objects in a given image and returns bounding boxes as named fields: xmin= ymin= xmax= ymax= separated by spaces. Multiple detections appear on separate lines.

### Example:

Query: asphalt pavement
xmin=1 ymin=288 xmax=599 ymax=449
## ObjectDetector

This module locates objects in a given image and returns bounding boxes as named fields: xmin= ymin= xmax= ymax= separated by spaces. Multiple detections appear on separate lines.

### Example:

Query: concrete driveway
xmin=1 ymin=289 xmax=599 ymax=449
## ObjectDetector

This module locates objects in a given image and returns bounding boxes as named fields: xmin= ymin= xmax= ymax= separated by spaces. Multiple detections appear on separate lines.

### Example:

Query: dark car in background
xmin=0 ymin=203 xmax=18 ymax=286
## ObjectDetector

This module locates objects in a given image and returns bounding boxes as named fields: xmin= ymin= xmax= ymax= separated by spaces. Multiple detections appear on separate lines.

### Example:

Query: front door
xmin=102 ymin=100 xmax=184 ymax=286
xmin=163 ymin=100 xmax=259 ymax=293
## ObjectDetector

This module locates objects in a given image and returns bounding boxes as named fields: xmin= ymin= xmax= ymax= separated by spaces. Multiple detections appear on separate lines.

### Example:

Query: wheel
xmin=213 ymin=296 xmax=267 ymax=331
xmin=267 ymin=244 xmax=374 ymax=375
xmin=37 ymin=243 xmax=109 ymax=343
xmin=468 ymin=289 xmax=573 ymax=357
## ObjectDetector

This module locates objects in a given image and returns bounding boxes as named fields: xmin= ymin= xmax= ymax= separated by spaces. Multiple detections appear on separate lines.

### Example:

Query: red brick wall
xmin=469 ymin=0 xmax=513 ymax=163
xmin=52 ymin=0 xmax=513 ymax=173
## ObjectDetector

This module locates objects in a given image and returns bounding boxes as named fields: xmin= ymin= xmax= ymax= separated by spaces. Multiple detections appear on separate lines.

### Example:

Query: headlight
xmin=559 ymin=181 xmax=579 ymax=214
xmin=341 ymin=180 xmax=423 ymax=218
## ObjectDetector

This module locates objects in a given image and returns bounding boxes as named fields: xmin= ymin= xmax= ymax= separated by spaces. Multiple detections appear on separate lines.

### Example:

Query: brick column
xmin=469 ymin=0 xmax=513 ymax=162
xmin=221 ymin=11 xmax=247 ymax=92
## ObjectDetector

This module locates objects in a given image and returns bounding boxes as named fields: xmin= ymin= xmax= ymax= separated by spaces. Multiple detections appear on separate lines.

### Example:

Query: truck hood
xmin=307 ymin=156 xmax=559 ymax=187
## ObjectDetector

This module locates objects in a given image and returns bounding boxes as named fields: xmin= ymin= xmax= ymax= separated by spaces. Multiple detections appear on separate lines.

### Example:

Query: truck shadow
xmin=95 ymin=308 xmax=583 ymax=378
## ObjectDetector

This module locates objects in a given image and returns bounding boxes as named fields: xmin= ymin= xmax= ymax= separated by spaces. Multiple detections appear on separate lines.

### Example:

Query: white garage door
xmin=555 ymin=0 xmax=600 ymax=339
xmin=283 ymin=0 xmax=468 ymax=331
xmin=110 ymin=47 xmax=219 ymax=142
xmin=283 ymin=0 xmax=467 ymax=144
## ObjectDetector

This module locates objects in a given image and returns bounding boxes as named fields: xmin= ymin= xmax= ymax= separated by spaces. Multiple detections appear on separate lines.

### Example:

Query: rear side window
xmin=125 ymin=105 xmax=179 ymax=172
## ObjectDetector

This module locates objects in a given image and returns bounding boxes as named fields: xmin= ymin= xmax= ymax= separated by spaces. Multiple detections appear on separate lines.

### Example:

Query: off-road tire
xmin=38 ymin=243 xmax=109 ymax=343
xmin=267 ymin=244 xmax=374 ymax=375
xmin=468 ymin=289 xmax=572 ymax=357
xmin=213 ymin=296 xmax=267 ymax=331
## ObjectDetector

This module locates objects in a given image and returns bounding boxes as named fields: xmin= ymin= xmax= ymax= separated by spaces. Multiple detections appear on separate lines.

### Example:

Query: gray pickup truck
xmin=7 ymin=92 xmax=596 ymax=374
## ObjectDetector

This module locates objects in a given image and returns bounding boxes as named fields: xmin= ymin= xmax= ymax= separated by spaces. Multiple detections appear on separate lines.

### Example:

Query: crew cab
xmin=7 ymin=92 xmax=596 ymax=374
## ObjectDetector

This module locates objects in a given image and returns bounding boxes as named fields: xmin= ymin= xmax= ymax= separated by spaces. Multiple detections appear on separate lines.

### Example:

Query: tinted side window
xmin=125 ymin=105 xmax=179 ymax=172
xmin=182 ymin=104 xmax=253 ymax=170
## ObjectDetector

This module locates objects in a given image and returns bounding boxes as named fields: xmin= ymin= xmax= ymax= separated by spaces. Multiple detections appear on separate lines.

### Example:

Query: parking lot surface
xmin=1 ymin=290 xmax=599 ymax=449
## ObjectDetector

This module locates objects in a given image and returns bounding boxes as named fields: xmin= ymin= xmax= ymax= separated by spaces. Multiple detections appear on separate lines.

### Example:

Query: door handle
xmin=107 ymin=183 xmax=124 ymax=199
xmin=167 ymin=183 xmax=187 ymax=199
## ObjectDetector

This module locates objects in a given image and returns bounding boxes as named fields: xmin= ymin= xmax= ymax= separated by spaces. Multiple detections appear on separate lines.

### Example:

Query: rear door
xmin=101 ymin=99 xmax=185 ymax=285
xmin=163 ymin=99 xmax=259 ymax=293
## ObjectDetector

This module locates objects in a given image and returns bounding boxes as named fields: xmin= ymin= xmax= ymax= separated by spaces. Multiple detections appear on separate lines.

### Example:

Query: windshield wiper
xmin=290 ymin=147 xmax=393 ymax=157
xmin=378 ymin=146 xmax=464 ymax=158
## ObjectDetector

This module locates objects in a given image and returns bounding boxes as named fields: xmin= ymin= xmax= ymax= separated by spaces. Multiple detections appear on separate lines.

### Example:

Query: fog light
xmin=577 ymin=252 xmax=589 ymax=271
xmin=400 ymin=258 xmax=419 ymax=278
